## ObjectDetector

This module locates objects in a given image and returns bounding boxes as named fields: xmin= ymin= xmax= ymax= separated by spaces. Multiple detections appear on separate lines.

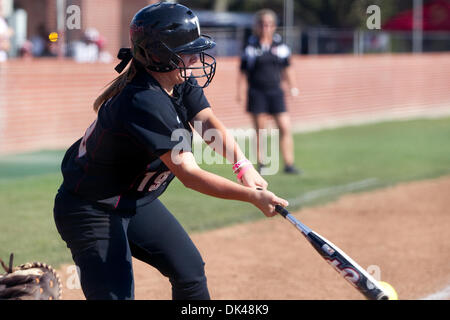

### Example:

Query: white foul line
xmin=420 ymin=284 xmax=450 ymax=300
xmin=287 ymin=178 xmax=380 ymax=207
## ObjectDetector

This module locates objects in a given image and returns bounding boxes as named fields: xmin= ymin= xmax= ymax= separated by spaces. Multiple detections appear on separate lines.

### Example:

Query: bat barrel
xmin=275 ymin=205 xmax=388 ymax=300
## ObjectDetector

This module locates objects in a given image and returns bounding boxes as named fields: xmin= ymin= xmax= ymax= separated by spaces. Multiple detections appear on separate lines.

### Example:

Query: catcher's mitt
xmin=0 ymin=253 xmax=62 ymax=300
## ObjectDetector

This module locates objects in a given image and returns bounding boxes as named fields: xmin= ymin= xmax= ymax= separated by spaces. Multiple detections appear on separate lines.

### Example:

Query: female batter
xmin=53 ymin=2 xmax=288 ymax=300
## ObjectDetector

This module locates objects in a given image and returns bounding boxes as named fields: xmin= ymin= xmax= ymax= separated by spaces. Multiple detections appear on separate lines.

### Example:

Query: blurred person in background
xmin=69 ymin=27 xmax=112 ymax=63
xmin=30 ymin=25 xmax=47 ymax=57
xmin=30 ymin=24 xmax=57 ymax=57
xmin=70 ymin=27 xmax=100 ymax=63
xmin=18 ymin=39 xmax=33 ymax=59
xmin=95 ymin=33 xmax=113 ymax=63
xmin=237 ymin=9 xmax=301 ymax=175
xmin=0 ymin=1 xmax=13 ymax=62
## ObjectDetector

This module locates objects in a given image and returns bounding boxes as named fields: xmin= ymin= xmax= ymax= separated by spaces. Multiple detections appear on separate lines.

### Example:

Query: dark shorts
xmin=53 ymin=189 xmax=210 ymax=300
xmin=247 ymin=86 xmax=286 ymax=115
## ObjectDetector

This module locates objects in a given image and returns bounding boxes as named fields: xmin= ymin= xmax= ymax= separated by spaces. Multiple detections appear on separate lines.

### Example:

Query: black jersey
xmin=60 ymin=70 xmax=210 ymax=211
xmin=240 ymin=34 xmax=291 ymax=90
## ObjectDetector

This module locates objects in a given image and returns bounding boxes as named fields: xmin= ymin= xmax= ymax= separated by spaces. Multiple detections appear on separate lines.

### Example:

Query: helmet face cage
xmin=137 ymin=41 xmax=216 ymax=89
xmin=173 ymin=51 xmax=216 ymax=89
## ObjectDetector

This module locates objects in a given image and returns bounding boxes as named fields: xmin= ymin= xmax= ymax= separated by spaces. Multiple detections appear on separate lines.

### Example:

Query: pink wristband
xmin=233 ymin=158 xmax=247 ymax=169
xmin=236 ymin=164 xmax=251 ymax=180
xmin=233 ymin=159 xmax=250 ymax=174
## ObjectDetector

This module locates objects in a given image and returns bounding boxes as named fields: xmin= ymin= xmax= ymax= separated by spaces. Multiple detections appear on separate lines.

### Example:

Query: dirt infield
xmin=59 ymin=176 xmax=450 ymax=300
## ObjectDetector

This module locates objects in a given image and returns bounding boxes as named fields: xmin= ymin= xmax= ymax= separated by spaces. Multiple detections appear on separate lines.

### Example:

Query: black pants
xmin=53 ymin=189 xmax=210 ymax=300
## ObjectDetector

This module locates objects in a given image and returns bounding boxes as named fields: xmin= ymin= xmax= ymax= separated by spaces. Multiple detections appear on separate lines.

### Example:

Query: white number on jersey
xmin=137 ymin=170 xmax=171 ymax=192
xmin=78 ymin=119 xmax=97 ymax=158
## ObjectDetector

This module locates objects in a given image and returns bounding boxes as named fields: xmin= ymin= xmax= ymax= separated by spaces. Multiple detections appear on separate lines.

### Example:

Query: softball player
xmin=237 ymin=9 xmax=301 ymax=175
xmin=53 ymin=3 xmax=288 ymax=300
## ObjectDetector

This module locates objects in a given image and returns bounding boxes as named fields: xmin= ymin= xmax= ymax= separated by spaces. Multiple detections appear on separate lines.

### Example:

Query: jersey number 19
xmin=137 ymin=171 xmax=171 ymax=192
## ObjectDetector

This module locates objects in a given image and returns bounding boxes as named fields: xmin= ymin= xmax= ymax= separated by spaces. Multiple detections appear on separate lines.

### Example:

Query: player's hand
xmin=250 ymin=188 xmax=289 ymax=217
xmin=290 ymin=87 xmax=299 ymax=97
xmin=238 ymin=165 xmax=268 ymax=190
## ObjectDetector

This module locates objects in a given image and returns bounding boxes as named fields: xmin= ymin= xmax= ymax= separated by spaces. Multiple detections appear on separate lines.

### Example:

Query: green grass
xmin=1 ymin=117 xmax=450 ymax=267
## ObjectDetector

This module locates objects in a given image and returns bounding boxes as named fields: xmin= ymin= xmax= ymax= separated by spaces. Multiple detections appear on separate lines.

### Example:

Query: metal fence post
xmin=353 ymin=30 xmax=359 ymax=55
xmin=413 ymin=0 xmax=423 ymax=53
xmin=359 ymin=30 xmax=364 ymax=55
xmin=309 ymin=29 xmax=318 ymax=55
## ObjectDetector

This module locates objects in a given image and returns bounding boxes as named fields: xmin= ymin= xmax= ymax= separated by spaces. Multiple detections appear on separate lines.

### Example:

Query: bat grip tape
xmin=275 ymin=205 xmax=289 ymax=218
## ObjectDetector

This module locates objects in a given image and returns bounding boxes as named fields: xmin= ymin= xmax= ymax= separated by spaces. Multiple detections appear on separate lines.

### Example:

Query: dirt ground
xmin=59 ymin=177 xmax=450 ymax=300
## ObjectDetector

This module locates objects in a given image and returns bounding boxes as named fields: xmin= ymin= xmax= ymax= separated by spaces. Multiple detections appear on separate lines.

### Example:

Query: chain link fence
xmin=204 ymin=26 xmax=450 ymax=56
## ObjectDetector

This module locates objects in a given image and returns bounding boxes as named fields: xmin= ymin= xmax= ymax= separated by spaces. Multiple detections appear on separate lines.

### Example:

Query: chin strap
xmin=115 ymin=48 xmax=133 ymax=73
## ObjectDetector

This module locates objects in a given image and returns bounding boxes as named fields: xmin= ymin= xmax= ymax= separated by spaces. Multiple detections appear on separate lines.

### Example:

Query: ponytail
xmin=93 ymin=60 xmax=137 ymax=112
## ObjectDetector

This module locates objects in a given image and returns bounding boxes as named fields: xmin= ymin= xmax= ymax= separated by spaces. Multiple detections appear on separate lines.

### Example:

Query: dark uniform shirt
xmin=60 ymin=70 xmax=210 ymax=211
xmin=240 ymin=34 xmax=291 ymax=90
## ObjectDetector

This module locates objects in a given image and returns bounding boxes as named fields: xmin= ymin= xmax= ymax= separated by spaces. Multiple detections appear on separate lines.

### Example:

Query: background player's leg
xmin=252 ymin=113 xmax=268 ymax=171
xmin=127 ymin=199 xmax=210 ymax=300
xmin=273 ymin=112 xmax=300 ymax=174
xmin=248 ymin=87 xmax=269 ymax=171
xmin=266 ymin=87 xmax=300 ymax=174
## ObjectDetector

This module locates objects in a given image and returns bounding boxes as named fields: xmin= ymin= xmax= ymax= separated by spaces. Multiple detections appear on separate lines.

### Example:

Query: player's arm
xmin=160 ymin=150 xmax=286 ymax=217
xmin=236 ymin=70 xmax=247 ymax=102
xmin=236 ymin=51 xmax=248 ymax=102
xmin=279 ymin=46 xmax=298 ymax=97
xmin=190 ymin=108 xmax=244 ymax=163
xmin=190 ymin=107 xmax=268 ymax=189
xmin=281 ymin=67 xmax=299 ymax=97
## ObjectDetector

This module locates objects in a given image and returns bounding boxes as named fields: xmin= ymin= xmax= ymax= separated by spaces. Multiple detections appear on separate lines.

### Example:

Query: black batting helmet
xmin=122 ymin=2 xmax=216 ymax=88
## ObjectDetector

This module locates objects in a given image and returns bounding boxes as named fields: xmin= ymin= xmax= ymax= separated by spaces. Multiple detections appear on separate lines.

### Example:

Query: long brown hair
xmin=93 ymin=60 xmax=137 ymax=112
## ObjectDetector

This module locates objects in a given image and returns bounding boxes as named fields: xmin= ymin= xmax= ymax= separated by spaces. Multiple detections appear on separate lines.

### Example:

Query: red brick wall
xmin=1 ymin=54 xmax=450 ymax=155
xmin=14 ymin=0 xmax=47 ymax=38
xmin=82 ymin=0 xmax=122 ymax=55
xmin=205 ymin=54 xmax=450 ymax=130
xmin=15 ymin=0 xmax=166 ymax=59
xmin=45 ymin=0 xmax=57 ymax=32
